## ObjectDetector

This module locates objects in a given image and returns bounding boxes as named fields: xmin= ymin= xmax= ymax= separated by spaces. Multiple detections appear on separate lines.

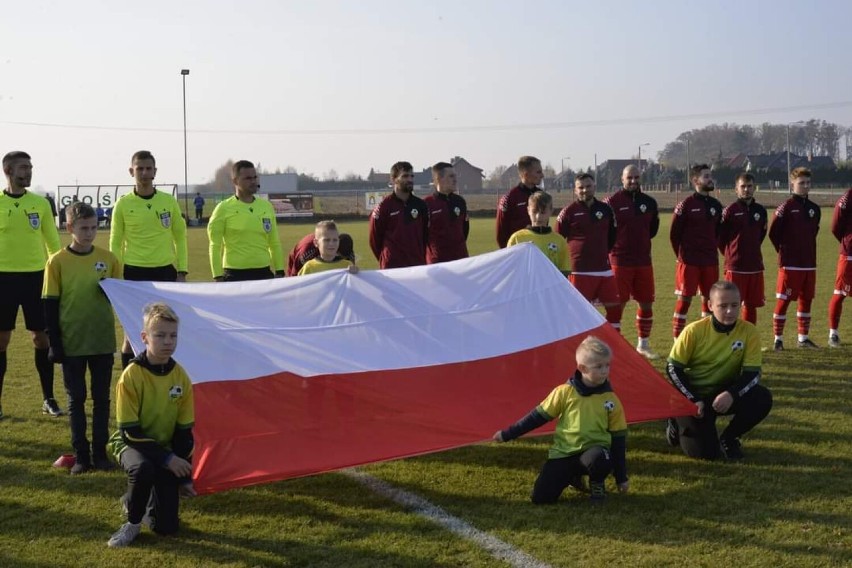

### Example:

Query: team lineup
xmin=1 ymin=149 xmax=850 ymax=548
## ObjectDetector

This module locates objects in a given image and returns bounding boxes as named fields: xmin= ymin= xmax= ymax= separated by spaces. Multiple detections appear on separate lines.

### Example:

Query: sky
xmin=2 ymin=0 xmax=852 ymax=194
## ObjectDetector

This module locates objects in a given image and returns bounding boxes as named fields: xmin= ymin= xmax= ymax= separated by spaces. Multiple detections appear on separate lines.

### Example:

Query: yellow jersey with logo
xmin=538 ymin=379 xmax=627 ymax=459
xmin=668 ymin=317 xmax=762 ymax=399
xmin=109 ymin=357 xmax=194 ymax=459
xmin=507 ymin=227 xmax=570 ymax=273
xmin=207 ymin=196 xmax=285 ymax=277
xmin=0 ymin=190 xmax=61 ymax=271
xmin=109 ymin=189 xmax=188 ymax=271
xmin=42 ymin=246 xmax=121 ymax=355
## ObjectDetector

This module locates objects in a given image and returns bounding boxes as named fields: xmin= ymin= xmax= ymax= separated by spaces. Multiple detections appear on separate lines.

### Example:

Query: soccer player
xmin=604 ymin=164 xmax=660 ymax=359
xmin=424 ymin=162 xmax=469 ymax=263
xmin=556 ymin=173 xmax=620 ymax=330
xmin=110 ymin=150 xmax=188 ymax=368
xmin=493 ymin=336 xmax=628 ymax=503
xmin=828 ymin=187 xmax=852 ymax=347
xmin=298 ymin=221 xmax=359 ymax=275
xmin=768 ymin=167 xmax=820 ymax=350
xmin=495 ymin=156 xmax=543 ymax=249
xmin=0 ymin=151 xmax=62 ymax=418
xmin=718 ymin=173 xmax=768 ymax=325
xmin=43 ymin=202 xmax=122 ymax=473
xmin=208 ymin=160 xmax=285 ymax=281
xmin=107 ymin=303 xmax=195 ymax=547
xmin=670 ymin=164 xmax=722 ymax=338
xmin=666 ymin=281 xmax=772 ymax=460
xmin=507 ymin=191 xmax=570 ymax=276
xmin=368 ymin=161 xmax=428 ymax=269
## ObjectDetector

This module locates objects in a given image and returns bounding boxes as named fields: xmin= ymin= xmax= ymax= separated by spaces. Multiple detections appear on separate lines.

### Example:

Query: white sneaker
xmin=829 ymin=333 xmax=841 ymax=348
xmin=636 ymin=345 xmax=659 ymax=360
xmin=107 ymin=522 xmax=141 ymax=548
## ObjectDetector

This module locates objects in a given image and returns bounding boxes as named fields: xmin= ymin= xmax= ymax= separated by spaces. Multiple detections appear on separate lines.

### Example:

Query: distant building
xmin=367 ymin=168 xmax=391 ymax=186
xmin=742 ymin=153 xmax=836 ymax=172
xmin=450 ymin=156 xmax=484 ymax=192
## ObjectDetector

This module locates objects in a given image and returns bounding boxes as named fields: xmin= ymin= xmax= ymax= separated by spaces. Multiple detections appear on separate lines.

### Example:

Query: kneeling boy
xmin=494 ymin=336 xmax=628 ymax=503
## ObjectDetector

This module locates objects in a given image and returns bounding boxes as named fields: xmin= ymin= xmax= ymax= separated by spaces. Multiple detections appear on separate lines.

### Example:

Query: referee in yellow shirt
xmin=0 ymin=151 xmax=63 ymax=418
xmin=109 ymin=150 xmax=188 ymax=368
xmin=207 ymin=160 xmax=285 ymax=282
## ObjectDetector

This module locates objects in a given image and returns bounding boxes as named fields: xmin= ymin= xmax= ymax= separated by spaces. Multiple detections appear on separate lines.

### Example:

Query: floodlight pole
xmin=786 ymin=120 xmax=805 ymax=192
xmin=638 ymin=142 xmax=650 ymax=171
xmin=561 ymin=156 xmax=570 ymax=192
xmin=181 ymin=69 xmax=190 ymax=219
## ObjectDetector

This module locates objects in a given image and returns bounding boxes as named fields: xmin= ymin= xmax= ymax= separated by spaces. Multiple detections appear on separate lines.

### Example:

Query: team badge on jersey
xmin=411 ymin=208 xmax=419 ymax=219
xmin=731 ymin=340 xmax=744 ymax=351
xmin=604 ymin=400 xmax=615 ymax=411
xmin=710 ymin=207 xmax=717 ymax=216
xmin=547 ymin=242 xmax=558 ymax=252
xmin=159 ymin=211 xmax=171 ymax=228
xmin=595 ymin=210 xmax=604 ymax=220
xmin=262 ymin=217 xmax=272 ymax=232
xmin=28 ymin=212 xmax=40 ymax=229
xmin=808 ymin=208 xmax=815 ymax=218
xmin=753 ymin=212 xmax=761 ymax=221
xmin=168 ymin=385 xmax=183 ymax=400
xmin=639 ymin=204 xmax=647 ymax=213
xmin=453 ymin=206 xmax=461 ymax=217
xmin=94 ymin=261 xmax=108 ymax=278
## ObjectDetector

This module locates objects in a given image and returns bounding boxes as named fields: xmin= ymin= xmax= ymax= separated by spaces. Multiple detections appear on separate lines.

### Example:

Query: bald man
xmin=603 ymin=165 xmax=660 ymax=359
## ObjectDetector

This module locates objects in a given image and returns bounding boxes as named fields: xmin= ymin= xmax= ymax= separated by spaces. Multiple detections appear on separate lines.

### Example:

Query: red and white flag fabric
xmin=101 ymin=244 xmax=694 ymax=494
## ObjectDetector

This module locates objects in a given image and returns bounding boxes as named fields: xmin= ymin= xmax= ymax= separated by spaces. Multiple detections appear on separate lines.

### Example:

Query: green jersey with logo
xmin=0 ymin=190 xmax=61 ymax=271
xmin=109 ymin=189 xmax=188 ymax=271
xmin=207 ymin=196 xmax=284 ymax=278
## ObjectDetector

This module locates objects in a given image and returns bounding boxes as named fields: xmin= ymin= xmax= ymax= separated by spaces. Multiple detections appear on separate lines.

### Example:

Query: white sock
xmin=774 ymin=335 xmax=783 ymax=342
xmin=797 ymin=334 xmax=808 ymax=342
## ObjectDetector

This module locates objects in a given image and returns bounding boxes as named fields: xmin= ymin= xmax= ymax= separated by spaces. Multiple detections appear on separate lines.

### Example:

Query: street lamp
xmin=786 ymin=120 xmax=805 ymax=192
xmin=638 ymin=143 xmax=650 ymax=171
xmin=181 ymin=69 xmax=190 ymax=221
xmin=561 ymin=156 xmax=570 ymax=192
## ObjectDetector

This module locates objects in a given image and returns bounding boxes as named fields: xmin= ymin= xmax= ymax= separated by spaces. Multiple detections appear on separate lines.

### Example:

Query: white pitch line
xmin=344 ymin=469 xmax=552 ymax=568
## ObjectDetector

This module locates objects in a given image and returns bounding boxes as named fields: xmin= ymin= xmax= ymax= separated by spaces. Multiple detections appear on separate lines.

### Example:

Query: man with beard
xmin=0 ymin=151 xmax=62 ymax=419
xmin=604 ymin=165 xmax=660 ymax=359
xmin=425 ymin=162 xmax=469 ymax=264
xmin=369 ymin=161 xmax=428 ymax=269
xmin=496 ymin=156 xmax=543 ymax=249
xmin=556 ymin=174 xmax=620 ymax=329
xmin=768 ymin=167 xmax=820 ymax=350
xmin=207 ymin=160 xmax=285 ymax=282
xmin=718 ymin=173 xmax=767 ymax=325
xmin=670 ymin=164 xmax=722 ymax=338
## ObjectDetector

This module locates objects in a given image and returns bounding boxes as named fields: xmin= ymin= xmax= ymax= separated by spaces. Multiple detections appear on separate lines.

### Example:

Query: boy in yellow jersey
xmin=43 ymin=203 xmax=121 ymax=473
xmin=506 ymin=191 xmax=571 ymax=276
xmin=109 ymin=151 xmax=188 ymax=369
xmin=666 ymin=281 xmax=772 ymax=460
xmin=493 ymin=336 xmax=628 ymax=503
xmin=298 ymin=221 xmax=359 ymax=275
xmin=107 ymin=303 xmax=195 ymax=548
xmin=0 ymin=151 xmax=63 ymax=419
xmin=207 ymin=160 xmax=285 ymax=282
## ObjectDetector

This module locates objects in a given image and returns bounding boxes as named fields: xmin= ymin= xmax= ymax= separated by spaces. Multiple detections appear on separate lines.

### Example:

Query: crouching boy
xmin=493 ymin=336 xmax=628 ymax=503
xmin=107 ymin=302 xmax=195 ymax=548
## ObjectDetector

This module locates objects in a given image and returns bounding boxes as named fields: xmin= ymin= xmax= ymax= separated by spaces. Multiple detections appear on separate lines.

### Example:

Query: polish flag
xmin=101 ymin=244 xmax=694 ymax=494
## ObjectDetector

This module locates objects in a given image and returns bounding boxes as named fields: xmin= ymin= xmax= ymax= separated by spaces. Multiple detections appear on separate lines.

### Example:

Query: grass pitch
xmin=0 ymin=212 xmax=849 ymax=567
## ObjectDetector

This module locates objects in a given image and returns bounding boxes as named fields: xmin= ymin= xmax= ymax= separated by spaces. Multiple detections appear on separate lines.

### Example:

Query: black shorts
xmin=124 ymin=264 xmax=178 ymax=282
xmin=0 ymin=271 xmax=46 ymax=331
xmin=223 ymin=267 xmax=273 ymax=282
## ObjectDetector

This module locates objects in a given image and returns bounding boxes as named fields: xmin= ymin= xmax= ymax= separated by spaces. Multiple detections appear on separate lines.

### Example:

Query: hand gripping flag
xmin=101 ymin=244 xmax=694 ymax=494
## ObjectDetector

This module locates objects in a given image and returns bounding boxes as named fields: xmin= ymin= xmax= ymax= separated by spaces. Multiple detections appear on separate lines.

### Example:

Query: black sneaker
xmin=589 ymin=481 xmax=606 ymax=503
xmin=797 ymin=338 xmax=819 ymax=349
xmin=42 ymin=398 xmax=65 ymax=417
xmin=665 ymin=418 xmax=680 ymax=447
xmin=719 ymin=436 xmax=744 ymax=460
xmin=568 ymin=474 xmax=589 ymax=493
xmin=773 ymin=339 xmax=784 ymax=351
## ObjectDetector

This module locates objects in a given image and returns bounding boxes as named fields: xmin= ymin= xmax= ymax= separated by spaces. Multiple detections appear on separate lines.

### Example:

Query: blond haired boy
xmin=494 ymin=336 xmax=628 ymax=503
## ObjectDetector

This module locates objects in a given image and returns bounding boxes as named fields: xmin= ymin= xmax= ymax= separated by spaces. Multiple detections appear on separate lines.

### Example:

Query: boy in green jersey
xmin=107 ymin=303 xmax=195 ymax=548
xmin=493 ymin=336 xmax=628 ymax=503
xmin=0 ymin=151 xmax=62 ymax=419
xmin=298 ymin=221 xmax=359 ymax=275
xmin=666 ymin=281 xmax=773 ymax=460
xmin=43 ymin=202 xmax=122 ymax=474
xmin=507 ymin=191 xmax=571 ymax=277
